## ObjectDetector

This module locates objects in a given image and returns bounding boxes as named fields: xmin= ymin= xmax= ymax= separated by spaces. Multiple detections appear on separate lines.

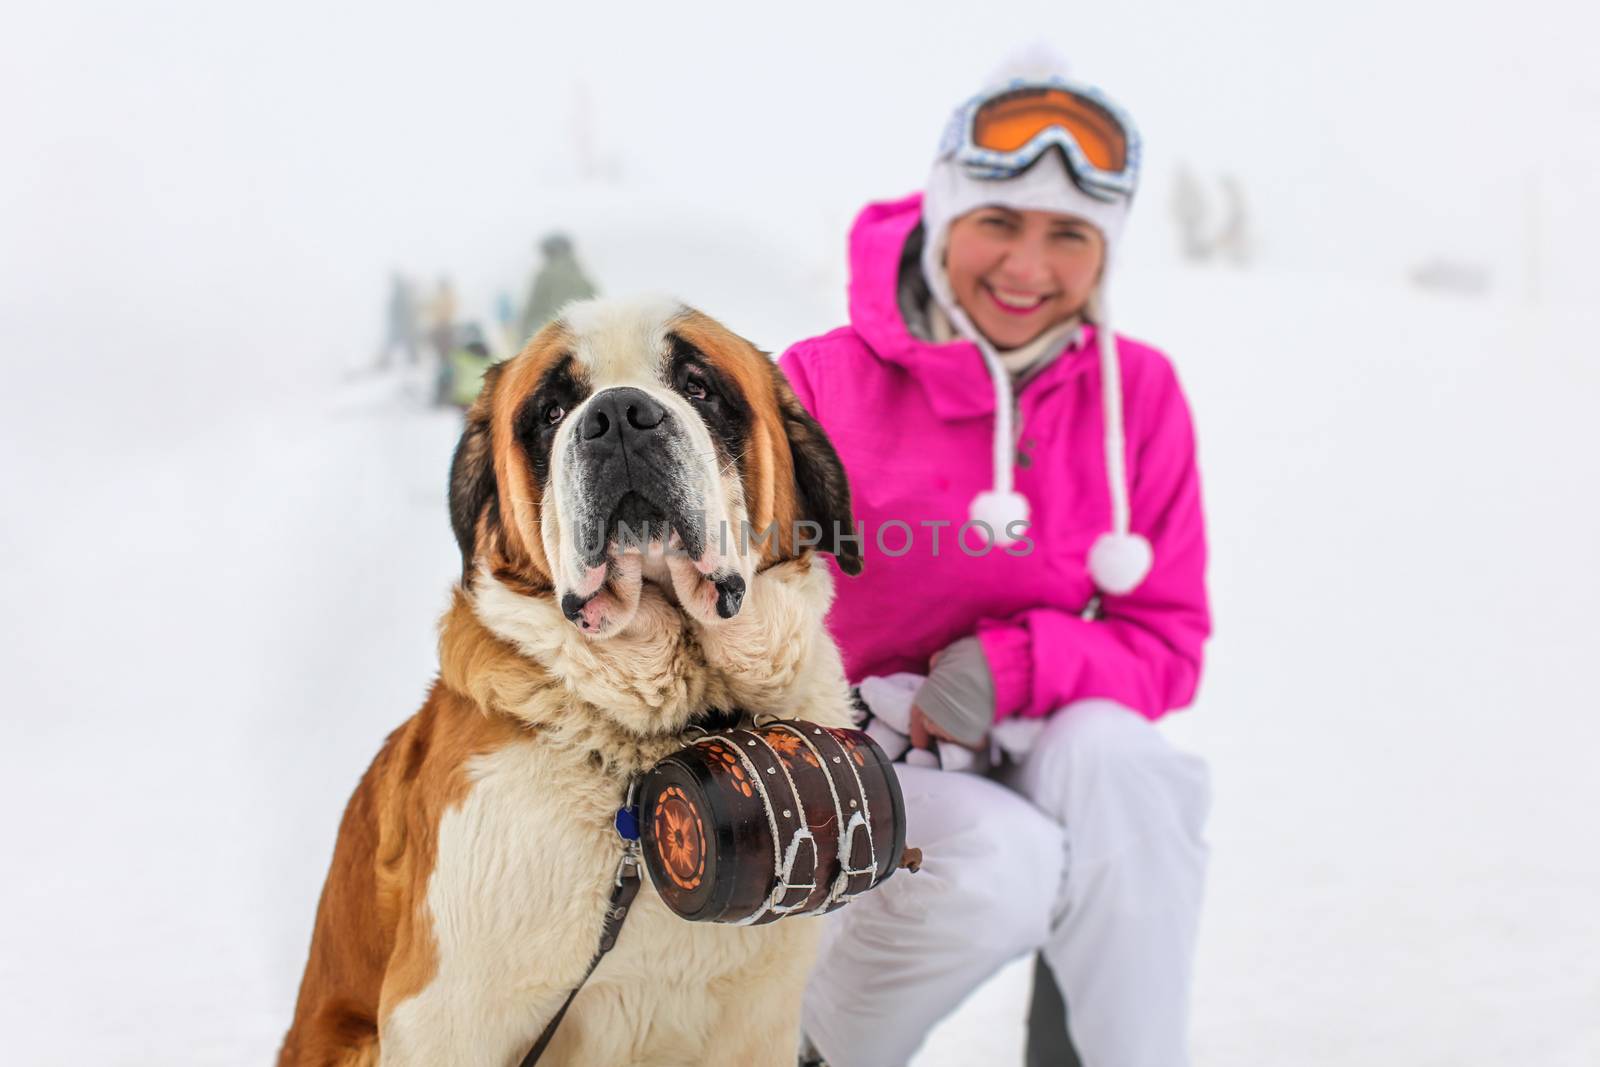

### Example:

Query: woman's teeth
xmin=988 ymin=286 xmax=1048 ymax=311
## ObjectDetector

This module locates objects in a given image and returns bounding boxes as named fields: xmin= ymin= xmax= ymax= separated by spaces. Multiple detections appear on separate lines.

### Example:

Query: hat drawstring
xmin=955 ymin=283 xmax=1153 ymax=596
xmin=1096 ymin=294 xmax=1130 ymax=536
xmin=1084 ymin=291 xmax=1153 ymax=596
xmin=940 ymin=297 xmax=1032 ymax=545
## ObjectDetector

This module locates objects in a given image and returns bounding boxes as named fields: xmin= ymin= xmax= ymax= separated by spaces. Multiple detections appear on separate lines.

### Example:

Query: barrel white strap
xmin=771 ymin=724 xmax=848 ymax=879
xmin=824 ymin=811 xmax=872 ymax=908
xmin=829 ymin=737 xmax=878 ymax=892
xmin=746 ymin=828 xmax=818 ymax=922
xmin=749 ymin=732 xmax=818 ymax=914
xmin=789 ymin=726 xmax=878 ymax=909
xmin=698 ymin=737 xmax=784 ymax=925
xmin=837 ymin=743 xmax=876 ymax=864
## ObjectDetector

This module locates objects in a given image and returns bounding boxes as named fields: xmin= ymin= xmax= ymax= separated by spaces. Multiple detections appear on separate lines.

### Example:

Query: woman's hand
xmin=908 ymin=640 xmax=992 ymax=752
xmin=909 ymin=704 xmax=988 ymax=752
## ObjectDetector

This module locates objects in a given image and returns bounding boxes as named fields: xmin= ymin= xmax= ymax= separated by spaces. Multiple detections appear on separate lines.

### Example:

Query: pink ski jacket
xmin=778 ymin=193 xmax=1210 ymax=723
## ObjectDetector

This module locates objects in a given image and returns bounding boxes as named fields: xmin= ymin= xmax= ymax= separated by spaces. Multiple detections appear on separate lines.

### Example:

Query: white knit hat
xmin=920 ymin=64 xmax=1153 ymax=596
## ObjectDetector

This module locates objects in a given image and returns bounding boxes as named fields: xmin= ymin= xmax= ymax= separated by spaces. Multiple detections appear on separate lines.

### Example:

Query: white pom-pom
xmin=1087 ymin=531 xmax=1153 ymax=595
xmin=969 ymin=490 xmax=1031 ymax=545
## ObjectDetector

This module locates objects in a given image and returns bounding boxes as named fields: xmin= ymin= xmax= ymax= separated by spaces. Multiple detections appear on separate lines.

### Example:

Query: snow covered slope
xmin=2 ymin=274 xmax=1596 ymax=1065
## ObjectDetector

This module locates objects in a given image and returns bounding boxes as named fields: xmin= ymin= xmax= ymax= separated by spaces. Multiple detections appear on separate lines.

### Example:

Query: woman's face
xmin=944 ymin=206 xmax=1104 ymax=350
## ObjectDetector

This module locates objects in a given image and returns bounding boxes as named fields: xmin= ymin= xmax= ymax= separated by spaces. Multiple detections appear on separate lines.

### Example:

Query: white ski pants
xmin=802 ymin=699 xmax=1211 ymax=1067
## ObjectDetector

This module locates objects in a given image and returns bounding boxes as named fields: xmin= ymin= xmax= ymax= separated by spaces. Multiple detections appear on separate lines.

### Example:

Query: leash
xmin=518 ymin=782 xmax=643 ymax=1067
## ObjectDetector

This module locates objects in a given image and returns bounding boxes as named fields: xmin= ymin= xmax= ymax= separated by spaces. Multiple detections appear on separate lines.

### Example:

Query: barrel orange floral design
xmin=699 ymin=739 xmax=753 ymax=797
xmin=834 ymin=731 xmax=868 ymax=767
xmin=653 ymin=785 xmax=706 ymax=891
xmin=763 ymin=728 xmax=820 ymax=768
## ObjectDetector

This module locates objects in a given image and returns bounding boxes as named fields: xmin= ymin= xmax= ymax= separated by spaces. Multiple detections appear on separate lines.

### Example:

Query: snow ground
xmin=2 ymin=271 xmax=1596 ymax=1066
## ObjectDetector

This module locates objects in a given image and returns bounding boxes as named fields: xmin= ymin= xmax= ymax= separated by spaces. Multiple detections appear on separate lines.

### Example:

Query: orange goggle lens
xmin=971 ymin=88 xmax=1128 ymax=174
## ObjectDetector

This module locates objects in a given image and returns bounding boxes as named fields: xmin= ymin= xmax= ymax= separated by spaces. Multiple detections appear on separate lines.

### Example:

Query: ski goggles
xmin=938 ymin=78 xmax=1141 ymax=200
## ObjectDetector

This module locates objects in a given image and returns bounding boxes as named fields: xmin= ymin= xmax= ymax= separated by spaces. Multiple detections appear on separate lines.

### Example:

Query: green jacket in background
xmin=518 ymin=251 xmax=597 ymax=342
xmin=449 ymin=346 xmax=492 ymax=408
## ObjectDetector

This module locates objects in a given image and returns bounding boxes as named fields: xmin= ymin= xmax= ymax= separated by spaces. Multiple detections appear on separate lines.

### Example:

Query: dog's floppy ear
xmin=448 ymin=364 xmax=504 ymax=582
xmin=771 ymin=365 xmax=864 ymax=576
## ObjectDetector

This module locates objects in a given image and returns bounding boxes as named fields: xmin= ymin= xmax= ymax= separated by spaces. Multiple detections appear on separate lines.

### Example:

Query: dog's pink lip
xmin=575 ymin=563 xmax=609 ymax=598
xmin=982 ymin=282 xmax=1057 ymax=317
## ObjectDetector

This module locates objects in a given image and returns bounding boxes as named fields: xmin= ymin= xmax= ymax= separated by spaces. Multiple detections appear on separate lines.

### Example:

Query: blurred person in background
xmin=426 ymin=275 xmax=459 ymax=362
xmin=517 ymin=231 xmax=597 ymax=342
xmin=373 ymin=270 xmax=420 ymax=369
xmin=494 ymin=289 xmax=518 ymax=355
xmin=444 ymin=323 xmax=493 ymax=409
xmin=781 ymin=60 xmax=1211 ymax=1067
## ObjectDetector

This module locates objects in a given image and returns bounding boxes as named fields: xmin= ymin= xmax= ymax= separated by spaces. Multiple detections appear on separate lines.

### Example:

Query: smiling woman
xmin=778 ymin=62 xmax=1212 ymax=1067
xmin=943 ymin=206 xmax=1104 ymax=351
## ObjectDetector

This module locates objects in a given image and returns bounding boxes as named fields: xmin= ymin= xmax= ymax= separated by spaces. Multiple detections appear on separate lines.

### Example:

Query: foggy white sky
xmin=2 ymin=0 xmax=1596 ymax=441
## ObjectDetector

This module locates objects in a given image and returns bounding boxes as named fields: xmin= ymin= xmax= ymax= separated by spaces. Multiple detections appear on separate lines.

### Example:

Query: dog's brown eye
xmin=684 ymin=379 xmax=708 ymax=401
xmin=545 ymin=403 xmax=566 ymax=424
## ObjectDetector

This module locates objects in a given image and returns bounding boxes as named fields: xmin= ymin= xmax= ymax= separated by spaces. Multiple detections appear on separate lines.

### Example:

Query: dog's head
xmin=449 ymin=296 xmax=861 ymax=638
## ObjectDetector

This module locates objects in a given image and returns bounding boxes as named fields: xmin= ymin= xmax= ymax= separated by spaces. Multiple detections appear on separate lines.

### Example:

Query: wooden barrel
xmin=638 ymin=720 xmax=907 ymax=924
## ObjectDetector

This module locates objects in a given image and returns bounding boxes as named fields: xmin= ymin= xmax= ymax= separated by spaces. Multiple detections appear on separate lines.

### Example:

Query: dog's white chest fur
xmin=378 ymin=559 xmax=855 ymax=1065
xmin=381 ymin=741 xmax=820 ymax=1067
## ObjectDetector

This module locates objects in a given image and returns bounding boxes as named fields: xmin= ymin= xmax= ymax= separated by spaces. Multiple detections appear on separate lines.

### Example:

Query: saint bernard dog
xmin=279 ymin=296 xmax=865 ymax=1067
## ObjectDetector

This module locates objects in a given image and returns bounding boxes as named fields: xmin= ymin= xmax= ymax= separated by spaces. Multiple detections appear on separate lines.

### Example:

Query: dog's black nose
xmin=580 ymin=387 xmax=668 ymax=443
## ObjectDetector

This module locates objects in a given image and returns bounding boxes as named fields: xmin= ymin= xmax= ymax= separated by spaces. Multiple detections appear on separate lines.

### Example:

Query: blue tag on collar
xmin=614 ymin=805 xmax=640 ymax=842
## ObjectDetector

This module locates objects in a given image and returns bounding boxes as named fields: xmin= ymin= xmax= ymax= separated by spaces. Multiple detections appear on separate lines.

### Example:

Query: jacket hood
xmin=845 ymin=192 xmax=1098 ymax=421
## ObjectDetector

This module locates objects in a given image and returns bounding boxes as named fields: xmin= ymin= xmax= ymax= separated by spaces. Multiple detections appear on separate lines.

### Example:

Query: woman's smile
xmin=983 ymin=282 xmax=1057 ymax=316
